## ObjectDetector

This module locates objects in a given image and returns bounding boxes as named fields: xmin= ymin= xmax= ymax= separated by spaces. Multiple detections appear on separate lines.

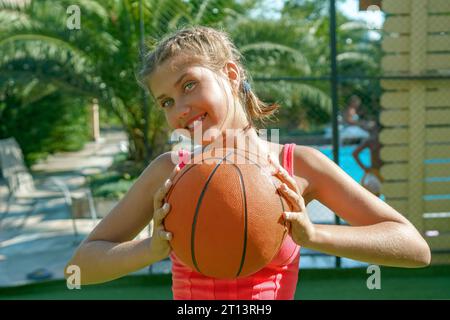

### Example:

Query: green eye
xmin=184 ymin=81 xmax=196 ymax=91
xmin=161 ymin=99 xmax=173 ymax=108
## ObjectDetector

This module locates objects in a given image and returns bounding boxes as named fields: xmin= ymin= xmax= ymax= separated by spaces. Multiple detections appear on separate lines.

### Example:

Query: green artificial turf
xmin=1 ymin=265 xmax=449 ymax=300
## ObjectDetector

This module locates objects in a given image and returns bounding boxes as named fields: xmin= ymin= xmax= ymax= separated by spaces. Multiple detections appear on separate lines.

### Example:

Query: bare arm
xmin=65 ymin=151 xmax=177 ymax=285
xmin=296 ymin=146 xmax=431 ymax=268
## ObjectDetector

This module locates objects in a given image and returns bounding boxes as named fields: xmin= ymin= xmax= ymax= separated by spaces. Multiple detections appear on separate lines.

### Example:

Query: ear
xmin=222 ymin=61 xmax=240 ymax=93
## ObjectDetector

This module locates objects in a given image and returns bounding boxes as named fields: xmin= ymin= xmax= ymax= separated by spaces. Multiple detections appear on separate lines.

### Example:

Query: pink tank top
xmin=170 ymin=143 xmax=300 ymax=300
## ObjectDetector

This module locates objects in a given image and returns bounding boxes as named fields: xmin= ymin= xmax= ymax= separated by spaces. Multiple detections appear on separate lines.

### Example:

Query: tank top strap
xmin=282 ymin=143 xmax=296 ymax=177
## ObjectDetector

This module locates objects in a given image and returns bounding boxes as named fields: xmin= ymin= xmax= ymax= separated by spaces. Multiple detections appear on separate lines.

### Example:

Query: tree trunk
xmin=127 ymin=127 xmax=146 ymax=163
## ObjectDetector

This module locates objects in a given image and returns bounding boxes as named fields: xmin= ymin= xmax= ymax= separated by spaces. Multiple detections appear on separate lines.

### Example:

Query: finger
xmin=268 ymin=155 xmax=301 ymax=195
xmin=159 ymin=165 xmax=181 ymax=203
xmin=157 ymin=226 xmax=173 ymax=241
xmin=153 ymin=203 xmax=170 ymax=224
xmin=169 ymin=164 xmax=181 ymax=180
xmin=278 ymin=169 xmax=300 ymax=195
xmin=279 ymin=183 xmax=306 ymax=212
xmin=153 ymin=187 xmax=165 ymax=210
xmin=153 ymin=178 xmax=173 ymax=209
xmin=282 ymin=212 xmax=293 ymax=233
xmin=278 ymin=183 xmax=302 ymax=211
xmin=283 ymin=211 xmax=298 ymax=221
xmin=153 ymin=165 xmax=180 ymax=212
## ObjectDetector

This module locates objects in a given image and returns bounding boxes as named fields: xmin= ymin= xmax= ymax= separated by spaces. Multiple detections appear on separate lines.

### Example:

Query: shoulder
xmin=139 ymin=150 xmax=179 ymax=186
xmin=292 ymin=145 xmax=326 ymax=176
xmin=291 ymin=145 xmax=340 ymax=200
xmin=153 ymin=150 xmax=179 ymax=168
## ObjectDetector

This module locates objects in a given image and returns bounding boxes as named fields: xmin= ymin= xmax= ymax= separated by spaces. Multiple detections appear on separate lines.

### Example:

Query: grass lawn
xmin=1 ymin=265 xmax=449 ymax=300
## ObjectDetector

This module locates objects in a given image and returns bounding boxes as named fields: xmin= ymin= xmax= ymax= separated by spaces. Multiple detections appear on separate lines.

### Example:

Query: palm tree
xmin=226 ymin=12 xmax=332 ymax=131
xmin=0 ymin=0 xmax=252 ymax=163
xmin=0 ymin=0 xmax=189 ymax=163
xmin=3 ymin=0 xmax=370 ymax=161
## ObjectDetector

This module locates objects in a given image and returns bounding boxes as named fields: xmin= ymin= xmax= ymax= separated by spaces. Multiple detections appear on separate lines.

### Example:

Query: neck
xmin=202 ymin=125 xmax=273 ymax=159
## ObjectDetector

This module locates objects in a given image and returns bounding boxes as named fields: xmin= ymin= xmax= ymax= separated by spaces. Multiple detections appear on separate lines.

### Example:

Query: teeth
xmin=187 ymin=114 xmax=206 ymax=130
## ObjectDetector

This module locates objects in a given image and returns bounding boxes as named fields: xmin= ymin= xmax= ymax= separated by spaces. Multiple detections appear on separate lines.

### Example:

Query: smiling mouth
xmin=186 ymin=113 xmax=207 ymax=130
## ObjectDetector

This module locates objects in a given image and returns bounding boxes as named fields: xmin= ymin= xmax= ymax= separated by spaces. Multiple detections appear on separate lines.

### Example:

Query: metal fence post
xmin=329 ymin=0 xmax=341 ymax=268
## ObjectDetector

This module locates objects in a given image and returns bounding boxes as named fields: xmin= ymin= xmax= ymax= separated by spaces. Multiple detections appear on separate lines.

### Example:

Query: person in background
xmin=352 ymin=121 xmax=384 ymax=197
xmin=343 ymin=95 xmax=363 ymax=127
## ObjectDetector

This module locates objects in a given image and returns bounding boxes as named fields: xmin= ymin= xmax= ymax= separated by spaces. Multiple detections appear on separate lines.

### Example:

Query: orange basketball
xmin=164 ymin=147 xmax=291 ymax=279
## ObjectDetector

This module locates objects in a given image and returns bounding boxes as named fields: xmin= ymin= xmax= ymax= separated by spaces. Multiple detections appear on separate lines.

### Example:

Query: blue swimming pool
xmin=316 ymin=144 xmax=371 ymax=184
xmin=320 ymin=145 xmax=450 ymax=201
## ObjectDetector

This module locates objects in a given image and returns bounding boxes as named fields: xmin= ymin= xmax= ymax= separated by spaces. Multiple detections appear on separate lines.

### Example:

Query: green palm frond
xmin=0 ymin=0 xmax=29 ymax=10
xmin=280 ymin=82 xmax=331 ymax=112
xmin=20 ymin=80 xmax=58 ymax=106
xmin=0 ymin=34 xmax=90 ymax=60
xmin=194 ymin=0 xmax=211 ymax=24
xmin=0 ymin=8 xmax=34 ymax=30
xmin=71 ymin=0 xmax=109 ymax=22
xmin=240 ymin=42 xmax=311 ymax=75
xmin=147 ymin=0 xmax=188 ymax=37
xmin=339 ymin=21 xmax=369 ymax=32
xmin=337 ymin=51 xmax=378 ymax=68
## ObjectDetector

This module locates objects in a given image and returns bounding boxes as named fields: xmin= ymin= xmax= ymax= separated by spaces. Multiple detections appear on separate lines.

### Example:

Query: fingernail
xmin=163 ymin=203 xmax=169 ymax=210
xmin=165 ymin=179 xmax=172 ymax=188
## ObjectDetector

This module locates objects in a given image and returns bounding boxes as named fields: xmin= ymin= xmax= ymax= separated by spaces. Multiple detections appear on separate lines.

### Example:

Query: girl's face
xmin=148 ymin=56 xmax=249 ymax=146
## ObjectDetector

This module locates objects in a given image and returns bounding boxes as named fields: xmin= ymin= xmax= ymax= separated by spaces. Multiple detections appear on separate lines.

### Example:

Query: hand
xmin=267 ymin=154 xmax=316 ymax=247
xmin=149 ymin=164 xmax=180 ymax=261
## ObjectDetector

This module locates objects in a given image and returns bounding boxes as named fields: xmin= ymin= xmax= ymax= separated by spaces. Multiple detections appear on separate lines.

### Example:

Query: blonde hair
xmin=138 ymin=26 xmax=279 ymax=129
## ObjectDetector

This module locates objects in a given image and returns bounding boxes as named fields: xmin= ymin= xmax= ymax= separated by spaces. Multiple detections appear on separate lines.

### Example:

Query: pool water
xmin=316 ymin=144 xmax=371 ymax=184
xmin=319 ymin=145 xmax=450 ymax=201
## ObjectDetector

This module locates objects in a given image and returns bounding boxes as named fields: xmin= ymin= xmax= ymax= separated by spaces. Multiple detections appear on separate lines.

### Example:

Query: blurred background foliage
xmin=0 ymin=0 xmax=381 ymax=167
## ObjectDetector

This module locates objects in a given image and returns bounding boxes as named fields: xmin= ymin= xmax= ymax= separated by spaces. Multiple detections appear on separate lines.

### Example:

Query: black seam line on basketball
xmin=237 ymin=152 xmax=287 ymax=212
xmin=229 ymin=153 xmax=287 ymax=274
xmin=222 ymin=152 xmax=287 ymax=217
xmin=166 ymin=156 xmax=224 ymax=199
xmin=190 ymin=150 xmax=234 ymax=275
xmin=226 ymin=151 xmax=287 ymax=227
xmin=168 ymin=154 xmax=254 ymax=220
xmin=231 ymin=163 xmax=248 ymax=278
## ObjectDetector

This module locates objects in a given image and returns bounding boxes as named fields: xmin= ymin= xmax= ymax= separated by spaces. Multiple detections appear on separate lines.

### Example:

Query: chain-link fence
xmin=144 ymin=0 xmax=450 ymax=268
xmin=378 ymin=0 xmax=450 ymax=265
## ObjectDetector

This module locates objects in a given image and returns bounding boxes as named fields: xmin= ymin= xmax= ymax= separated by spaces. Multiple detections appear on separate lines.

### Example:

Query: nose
xmin=175 ymin=101 xmax=191 ymax=126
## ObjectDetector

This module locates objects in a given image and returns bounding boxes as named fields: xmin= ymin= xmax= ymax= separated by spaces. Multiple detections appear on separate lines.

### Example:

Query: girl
xmin=66 ymin=26 xmax=430 ymax=300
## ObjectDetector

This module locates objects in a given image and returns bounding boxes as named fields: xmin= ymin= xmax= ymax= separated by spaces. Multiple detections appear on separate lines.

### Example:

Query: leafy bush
xmin=0 ymin=91 xmax=90 ymax=166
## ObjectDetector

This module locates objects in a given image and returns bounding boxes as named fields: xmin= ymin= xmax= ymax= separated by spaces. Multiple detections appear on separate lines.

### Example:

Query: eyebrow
xmin=156 ymin=72 xmax=190 ymax=101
